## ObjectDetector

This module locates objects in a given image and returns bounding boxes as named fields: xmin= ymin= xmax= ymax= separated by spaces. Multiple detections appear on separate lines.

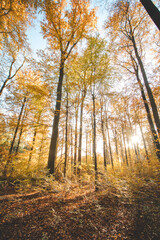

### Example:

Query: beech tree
xmin=106 ymin=0 xmax=160 ymax=157
xmin=41 ymin=0 xmax=96 ymax=174
xmin=85 ymin=35 xmax=110 ymax=187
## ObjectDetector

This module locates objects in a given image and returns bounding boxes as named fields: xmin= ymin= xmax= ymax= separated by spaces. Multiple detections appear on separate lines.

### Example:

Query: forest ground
xmin=0 ymin=174 xmax=160 ymax=240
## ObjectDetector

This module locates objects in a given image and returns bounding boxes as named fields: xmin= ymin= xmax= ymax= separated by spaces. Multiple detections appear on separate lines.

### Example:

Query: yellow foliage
xmin=0 ymin=0 xmax=34 ymax=50
xmin=41 ymin=0 xmax=97 ymax=60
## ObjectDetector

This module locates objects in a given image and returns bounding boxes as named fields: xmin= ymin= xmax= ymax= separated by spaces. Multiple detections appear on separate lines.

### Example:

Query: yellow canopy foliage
xmin=0 ymin=0 xmax=34 ymax=50
xmin=41 ymin=0 xmax=97 ymax=60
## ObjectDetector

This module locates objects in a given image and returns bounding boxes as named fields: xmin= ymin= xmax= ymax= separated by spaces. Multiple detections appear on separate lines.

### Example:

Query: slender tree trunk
xmin=15 ymin=127 xmax=23 ymax=155
xmin=132 ymin=35 xmax=160 ymax=139
xmin=64 ymin=91 xmax=68 ymax=178
xmin=113 ymin=128 xmax=119 ymax=160
xmin=3 ymin=96 xmax=26 ymax=176
xmin=135 ymin=68 xmax=160 ymax=160
xmin=38 ymin=134 xmax=45 ymax=165
xmin=77 ymin=89 xmax=86 ymax=175
xmin=119 ymin=133 xmax=125 ymax=165
xmin=90 ymin=127 xmax=92 ymax=163
xmin=133 ymin=139 xmax=140 ymax=163
xmin=122 ymin=123 xmax=129 ymax=166
xmin=48 ymin=60 xmax=64 ymax=174
xmin=9 ymin=97 xmax=26 ymax=155
xmin=15 ymin=105 xmax=27 ymax=155
xmin=140 ymin=0 xmax=160 ymax=30
xmin=100 ymin=100 xmax=107 ymax=169
xmin=70 ymin=125 xmax=74 ymax=175
xmin=138 ymin=117 xmax=149 ymax=160
xmin=86 ymin=130 xmax=88 ymax=165
xmin=126 ymin=111 xmax=139 ymax=162
xmin=74 ymin=104 xmax=78 ymax=175
xmin=60 ymin=129 xmax=65 ymax=163
xmin=92 ymin=90 xmax=98 ymax=190
xmin=106 ymin=115 xmax=114 ymax=169
xmin=28 ymin=112 xmax=41 ymax=166
xmin=28 ymin=129 xmax=37 ymax=165
xmin=126 ymin=130 xmax=132 ymax=164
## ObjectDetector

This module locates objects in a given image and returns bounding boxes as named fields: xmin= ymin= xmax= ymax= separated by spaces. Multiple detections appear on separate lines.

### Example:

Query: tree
xmin=131 ymin=58 xmax=160 ymax=160
xmin=64 ymin=82 xmax=69 ymax=178
xmin=41 ymin=0 xmax=96 ymax=174
xmin=106 ymin=0 xmax=160 ymax=153
xmin=85 ymin=35 xmax=110 ymax=187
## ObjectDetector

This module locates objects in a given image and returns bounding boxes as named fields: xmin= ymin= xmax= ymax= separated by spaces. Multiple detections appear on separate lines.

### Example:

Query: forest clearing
xmin=0 ymin=0 xmax=160 ymax=239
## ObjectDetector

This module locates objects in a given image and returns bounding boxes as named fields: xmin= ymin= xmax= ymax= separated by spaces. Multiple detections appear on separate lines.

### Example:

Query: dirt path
xmin=0 ymin=181 xmax=159 ymax=240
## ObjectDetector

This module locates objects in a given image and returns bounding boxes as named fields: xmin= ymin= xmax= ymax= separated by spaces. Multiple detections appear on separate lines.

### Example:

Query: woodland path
xmin=0 ymin=179 xmax=160 ymax=240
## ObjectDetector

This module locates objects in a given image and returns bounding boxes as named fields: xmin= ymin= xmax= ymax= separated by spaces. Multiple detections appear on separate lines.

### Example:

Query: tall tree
xmin=64 ymin=85 xmax=69 ymax=178
xmin=41 ymin=0 xmax=96 ymax=174
xmin=86 ymin=35 xmax=110 ymax=187
xmin=106 ymin=0 xmax=160 ymax=141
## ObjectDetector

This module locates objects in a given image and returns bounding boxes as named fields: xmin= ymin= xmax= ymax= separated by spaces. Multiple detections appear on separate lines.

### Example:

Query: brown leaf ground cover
xmin=0 ymin=180 xmax=160 ymax=240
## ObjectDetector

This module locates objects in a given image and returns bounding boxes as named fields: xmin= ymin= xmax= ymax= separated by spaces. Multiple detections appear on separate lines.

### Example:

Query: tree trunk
xmin=15 ymin=106 xmax=27 ymax=155
xmin=121 ymin=123 xmax=129 ymax=166
xmin=126 ymin=110 xmax=140 ymax=162
xmin=15 ymin=126 xmax=23 ymax=155
xmin=113 ymin=128 xmax=119 ymax=161
xmin=132 ymin=35 xmax=160 ymax=139
xmin=74 ymin=104 xmax=78 ymax=175
xmin=100 ymin=100 xmax=107 ymax=169
xmin=48 ymin=60 xmax=64 ymax=174
xmin=86 ymin=130 xmax=88 ymax=165
xmin=119 ymin=133 xmax=125 ymax=165
xmin=9 ymin=97 xmax=26 ymax=155
xmin=60 ymin=129 xmax=65 ymax=163
xmin=92 ymin=90 xmax=98 ymax=190
xmin=64 ymin=90 xmax=68 ymax=178
xmin=3 ymin=96 xmax=26 ymax=176
xmin=70 ymin=125 xmax=74 ymax=175
xmin=138 ymin=117 xmax=149 ymax=160
xmin=77 ymin=89 xmax=86 ymax=175
xmin=106 ymin=115 xmax=114 ymax=169
xmin=140 ymin=0 xmax=160 ymax=30
xmin=38 ymin=134 xmax=45 ymax=166
xmin=28 ymin=112 xmax=41 ymax=166
xmin=135 ymin=68 xmax=160 ymax=160
xmin=28 ymin=129 xmax=37 ymax=166
xmin=126 ymin=130 xmax=132 ymax=164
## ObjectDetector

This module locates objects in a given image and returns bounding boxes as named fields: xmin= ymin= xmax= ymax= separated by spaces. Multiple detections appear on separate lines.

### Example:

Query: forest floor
xmin=0 ymin=176 xmax=160 ymax=240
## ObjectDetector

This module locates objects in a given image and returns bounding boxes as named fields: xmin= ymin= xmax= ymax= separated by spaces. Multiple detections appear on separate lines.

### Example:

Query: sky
xmin=27 ymin=14 xmax=47 ymax=56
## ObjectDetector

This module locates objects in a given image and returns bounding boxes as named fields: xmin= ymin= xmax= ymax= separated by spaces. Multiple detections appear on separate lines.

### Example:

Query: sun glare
xmin=131 ymin=135 xmax=140 ymax=145
xmin=128 ymin=127 xmax=142 ymax=148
